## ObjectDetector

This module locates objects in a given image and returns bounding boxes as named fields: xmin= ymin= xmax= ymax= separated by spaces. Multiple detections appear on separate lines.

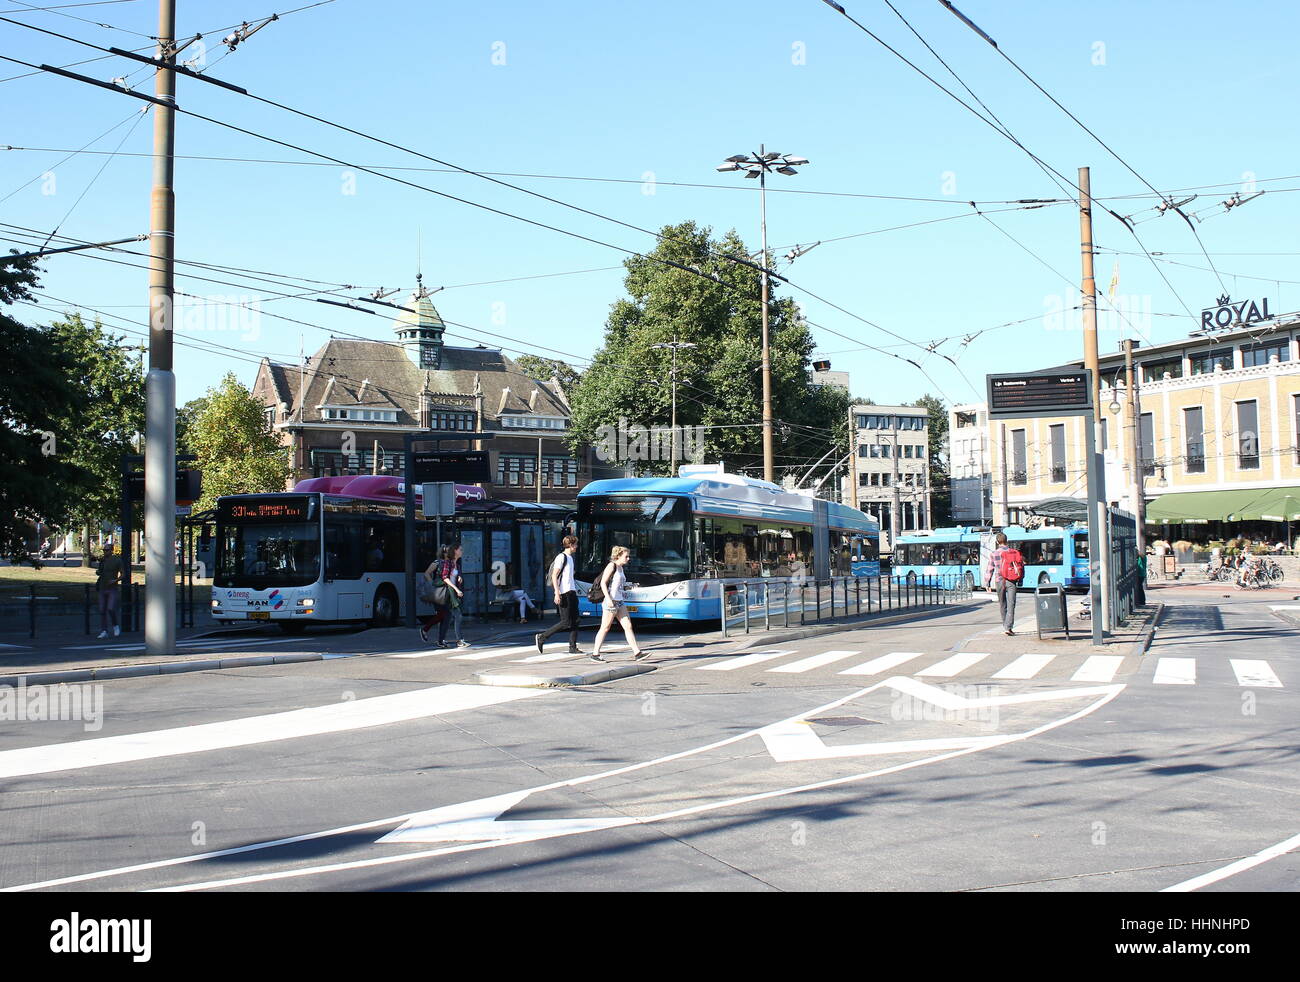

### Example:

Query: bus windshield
xmin=576 ymin=495 xmax=692 ymax=585
xmin=215 ymin=496 xmax=321 ymax=588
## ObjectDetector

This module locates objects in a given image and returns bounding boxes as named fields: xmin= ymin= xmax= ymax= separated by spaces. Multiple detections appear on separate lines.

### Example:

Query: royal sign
xmin=1201 ymin=295 xmax=1271 ymax=331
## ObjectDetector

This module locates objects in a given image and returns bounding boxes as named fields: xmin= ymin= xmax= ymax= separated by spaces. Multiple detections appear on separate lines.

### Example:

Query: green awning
xmin=1146 ymin=486 xmax=1300 ymax=523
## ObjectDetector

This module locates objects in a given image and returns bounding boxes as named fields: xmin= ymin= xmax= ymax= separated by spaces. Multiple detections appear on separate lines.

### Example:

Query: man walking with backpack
xmin=536 ymin=535 xmax=583 ymax=655
xmin=984 ymin=532 xmax=1025 ymax=636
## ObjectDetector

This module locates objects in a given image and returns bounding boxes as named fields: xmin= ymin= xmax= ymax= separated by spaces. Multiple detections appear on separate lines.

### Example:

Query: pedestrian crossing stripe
xmin=685 ymin=648 xmax=1284 ymax=688
xmin=993 ymin=654 xmax=1055 ymax=680
xmin=1229 ymin=660 xmax=1282 ymax=688
xmin=1152 ymin=657 xmax=1196 ymax=685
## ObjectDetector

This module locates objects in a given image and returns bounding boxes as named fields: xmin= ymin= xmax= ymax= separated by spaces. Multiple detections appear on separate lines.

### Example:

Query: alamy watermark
xmin=889 ymin=683 xmax=1000 ymax=732
xmin=0 ymin=680 xmax=103 ymax=732
xmin=594 ymin=417 xmax=706 ymax=464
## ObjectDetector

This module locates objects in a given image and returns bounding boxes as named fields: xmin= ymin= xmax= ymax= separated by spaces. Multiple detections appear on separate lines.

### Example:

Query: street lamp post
xmin=717 ymin=146 xmax=809 ymax=484
xmin=650 ymin=338 xmax=697 ymax=476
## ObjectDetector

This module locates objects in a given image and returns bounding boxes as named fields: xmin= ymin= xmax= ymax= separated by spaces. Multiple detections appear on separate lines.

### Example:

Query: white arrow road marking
xmin=993 ymin=654 xmax=1055 ymax=679
xmin=759 ymin=721 xmax=1010 ymax=762
xmin=1162 ymin=829 xmax=1300 ymax=892
xmin=1229 ymin=659 xmax=1282 ymax=688
xmin=378 ymin=790 xmax=630 ymax=844
xmin=0 ymin=684 xmax=543 ymax=780
xmin=3 ymin=677 xmax=1126 ymax=892
xmin=1152 ymin=657 xmax=1196 ymax=685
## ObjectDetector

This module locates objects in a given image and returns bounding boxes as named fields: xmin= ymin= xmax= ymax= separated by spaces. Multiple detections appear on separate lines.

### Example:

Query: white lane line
xmin=993 ymin=654 xmax=1055 ymax=680
xmin=917 ymin=652 xmax=989 ymax=678
xmin=1072 ymin=655 xmax=1124 ymax=683
xmin=838 ymin=651 xmax=923 ymax=676
xmin=1268 ymin=605 xmax=1300 ymax=611
xmin=1230 ymin=660 xmax=1283 ymax=688
xmin=697 ymin=650 xmax=795 ymax=671
xmin=1152 ymin=657 xmax=1197 ymax=685
xmin=767 ymin=649 xmax=861 ymax=674
xmin=0 ymin=684 xmax=543 ymax=780
xmin=1163 ymin=829 xmax=1300 ymax=892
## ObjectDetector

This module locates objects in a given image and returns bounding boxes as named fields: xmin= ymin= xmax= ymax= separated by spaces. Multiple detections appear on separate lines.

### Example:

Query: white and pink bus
xmin=211 ymin=476 xmax=486 ymax=631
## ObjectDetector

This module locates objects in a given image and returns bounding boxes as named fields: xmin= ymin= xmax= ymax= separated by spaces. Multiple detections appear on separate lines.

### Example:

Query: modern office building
xmin=847 ymin=404 xmax=932 ymax=547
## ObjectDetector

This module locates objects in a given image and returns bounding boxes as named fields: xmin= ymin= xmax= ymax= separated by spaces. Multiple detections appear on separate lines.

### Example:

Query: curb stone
xmin=0 ymin=651 xmax=328 ymax=688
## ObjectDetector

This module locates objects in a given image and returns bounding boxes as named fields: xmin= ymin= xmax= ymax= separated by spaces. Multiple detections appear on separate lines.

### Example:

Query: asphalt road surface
xmin=1 ymin=591 xmax=1296 ymax=893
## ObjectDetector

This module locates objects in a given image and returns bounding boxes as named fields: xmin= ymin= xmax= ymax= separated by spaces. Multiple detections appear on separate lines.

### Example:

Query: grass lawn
xmin=0 ymin=562 xmax=212 ymax=605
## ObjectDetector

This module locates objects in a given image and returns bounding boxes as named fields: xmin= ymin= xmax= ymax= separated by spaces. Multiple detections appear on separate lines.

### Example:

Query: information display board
xmin=411 ymin=450 xmax=491 ymax=484
xmin=987 ymin=368 xmax=1092 ymax=417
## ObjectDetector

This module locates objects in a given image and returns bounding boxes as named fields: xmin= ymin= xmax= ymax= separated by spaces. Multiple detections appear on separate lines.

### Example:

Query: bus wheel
xmin=1038 ymin=572 xmax=1051 ymax=586
xmin=372 ymin=586 xmax=398 ymax=628
xmin=963 ymin=572 xmax=975 ymax=592
xmin=279 ymin=621 xmax=307 ymax=635
xmin=906 ymin=571 xmax=917 ymax=586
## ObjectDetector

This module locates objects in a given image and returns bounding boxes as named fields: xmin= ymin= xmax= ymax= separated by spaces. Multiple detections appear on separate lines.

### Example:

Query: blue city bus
xmin=893 ymin=524 xmax=1091 ymax=591
xmin=575 ymin=467 xmax=880 ymax=621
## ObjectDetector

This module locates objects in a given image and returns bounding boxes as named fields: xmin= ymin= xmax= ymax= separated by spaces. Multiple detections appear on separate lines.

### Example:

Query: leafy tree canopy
xmin=189 ymin=373 xmax=294 ymax=511
xmin=568 ymin=220 xmax=839 ymax=481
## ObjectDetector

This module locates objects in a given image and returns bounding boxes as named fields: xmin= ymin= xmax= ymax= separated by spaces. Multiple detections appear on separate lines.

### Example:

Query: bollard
xmin=29 ymin=584 xmax=36 ymax=639
xmin=783 ymin=580 xmax=790 ymax=628
xmin=743 ymin=582 xmax=750 ymax=634
xmin=855 ymin=576 xmax=861 ymax=616
xmin=85 ymin=583 xmax=92 ymax=634
xmin=764 ymin=580 xmax=771 ymax=631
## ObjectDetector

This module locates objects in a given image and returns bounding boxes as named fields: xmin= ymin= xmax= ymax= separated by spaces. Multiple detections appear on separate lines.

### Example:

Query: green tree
xmin=176 ymin=395 xmax=210 ymax=454
xmin=511 ymin=355 xmax=582 ymax=394
xmin=569 ymin=220 xmax=839 ymax=479
xmin=911 ymin=393 xmax=951 ymax=527
xmin=188 ymin=373 xmax=293 ymax=511
xmin=0 ymin=257 xmax=91 ymax=564
xmin=43 ymin=313 xmax=146 ymax=559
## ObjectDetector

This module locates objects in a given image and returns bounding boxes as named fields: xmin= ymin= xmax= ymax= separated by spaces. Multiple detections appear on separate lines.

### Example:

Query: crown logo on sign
xmin=1217 ymin=294 xmax=1231 ymax=307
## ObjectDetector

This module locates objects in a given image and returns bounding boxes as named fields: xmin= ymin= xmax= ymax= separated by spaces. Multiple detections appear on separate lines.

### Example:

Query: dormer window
xmin=323 ymin=407 xmax=398 ymax=422
xmin=500 ymin=416 xmax=567 ymax=430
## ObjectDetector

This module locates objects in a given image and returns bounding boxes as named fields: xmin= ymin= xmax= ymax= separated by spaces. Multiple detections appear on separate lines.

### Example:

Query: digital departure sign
xmin=987 ymin=369 xmax=1092 ymax=417
xmin=217 ymin=496 xmax=314 ymax=524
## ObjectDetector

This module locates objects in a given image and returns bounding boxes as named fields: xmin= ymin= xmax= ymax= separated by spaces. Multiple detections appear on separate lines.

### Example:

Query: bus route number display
xmin=218 ymin=497 xmax=313 ymax=523
xmin=987 ymin=369 xmax=1092 ymax=417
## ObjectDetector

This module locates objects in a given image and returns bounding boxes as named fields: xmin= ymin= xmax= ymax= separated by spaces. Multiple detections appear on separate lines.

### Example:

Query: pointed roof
xmin=392 ymin=275 xmax=445 ymax=336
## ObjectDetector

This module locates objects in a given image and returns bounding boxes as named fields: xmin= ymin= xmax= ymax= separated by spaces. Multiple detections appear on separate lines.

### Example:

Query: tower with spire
xmin=393 ymin=273 xmax=446 ymax=370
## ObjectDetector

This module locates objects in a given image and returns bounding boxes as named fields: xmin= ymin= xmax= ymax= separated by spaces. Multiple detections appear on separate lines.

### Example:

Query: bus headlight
xmin=211 ymin=599 xmax=221 ymax=608
xmin=298 ymin=598 xmax=314 ymax=607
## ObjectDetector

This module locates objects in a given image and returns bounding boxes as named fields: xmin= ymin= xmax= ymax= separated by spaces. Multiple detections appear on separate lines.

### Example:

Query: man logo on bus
xmin=595 ymin=416 xmax=705 ymax=465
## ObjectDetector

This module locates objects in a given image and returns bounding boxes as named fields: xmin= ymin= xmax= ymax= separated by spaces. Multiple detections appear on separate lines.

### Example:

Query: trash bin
xmin=1034 ymin=582 xmax=1070 ymax=640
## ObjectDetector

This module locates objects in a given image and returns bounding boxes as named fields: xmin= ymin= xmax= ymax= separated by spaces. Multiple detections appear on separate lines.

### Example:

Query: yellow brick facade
xmin=983 ymin=320 xmax=1300 ymax=524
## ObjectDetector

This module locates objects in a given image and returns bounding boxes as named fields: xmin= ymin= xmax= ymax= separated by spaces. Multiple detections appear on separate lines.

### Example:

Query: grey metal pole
xmin=404 ymin=435 xmax=416 ymax=628
xmin=759 ymin=147 xmax=774 ymax=483
xmin=144 ymin=0 xmax=177 ymax=656
xmin=1084 ymin=421 xmax=1104 ymax=644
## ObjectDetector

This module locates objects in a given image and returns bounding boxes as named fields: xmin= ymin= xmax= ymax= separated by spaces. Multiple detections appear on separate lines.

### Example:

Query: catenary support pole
xmin=1079 ymin=166 xmax=1111 ymax=636
xmin=145 ymin=0 xmax=177 ymax=655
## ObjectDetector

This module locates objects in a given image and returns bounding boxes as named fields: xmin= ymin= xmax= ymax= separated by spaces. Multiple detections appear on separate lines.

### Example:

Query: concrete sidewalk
xmin=954 ymin=593 xmax=1161 ymax=661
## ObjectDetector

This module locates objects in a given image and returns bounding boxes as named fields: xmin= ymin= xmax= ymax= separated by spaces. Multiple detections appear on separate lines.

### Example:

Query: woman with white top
xmin=591 ymin=545 xmax=645 ymax=662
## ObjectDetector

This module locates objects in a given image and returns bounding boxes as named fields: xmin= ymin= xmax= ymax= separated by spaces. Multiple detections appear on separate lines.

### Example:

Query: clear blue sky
xmin=3 ymin=0 xmax=1297 ymax=415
